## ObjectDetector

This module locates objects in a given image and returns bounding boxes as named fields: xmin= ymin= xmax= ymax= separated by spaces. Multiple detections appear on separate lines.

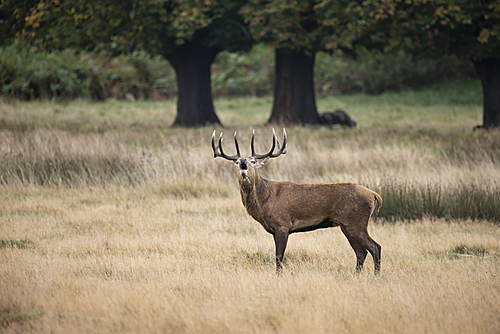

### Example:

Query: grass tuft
xmin=375 ymin=182 xmax=500 ymax=222
xmin=0 ymin=238 xmax=35 ymax=249
xmin=451 ymin=244 xmax=489 ymax=258
xmin=0 ymin=308 xmax=45 ymax=327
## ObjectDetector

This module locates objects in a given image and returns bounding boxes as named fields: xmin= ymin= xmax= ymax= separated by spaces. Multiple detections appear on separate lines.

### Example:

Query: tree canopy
xmin=1 ymin=0 xmax=253 ymax=126
xmin=358 ymin=0 xmax=500 ymax=59
xmin=1 ymin=0 xmax=251 ymax=54
xmin=355 ymin=0 xmax=500 ymax=128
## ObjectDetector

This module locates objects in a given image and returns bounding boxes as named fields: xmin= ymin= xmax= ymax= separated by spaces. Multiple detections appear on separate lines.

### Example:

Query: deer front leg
xmin=273 ymin=229 xmax=289 ymax=274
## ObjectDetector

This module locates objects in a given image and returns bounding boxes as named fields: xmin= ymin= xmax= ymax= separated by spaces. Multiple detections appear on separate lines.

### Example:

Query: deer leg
xmin=360 ymin=232 xmax=381 ymax=275
xmin=341 ymin=227 xmax=367 ymax=274
xmin=273 ymin=229 xmax=289 ymax=274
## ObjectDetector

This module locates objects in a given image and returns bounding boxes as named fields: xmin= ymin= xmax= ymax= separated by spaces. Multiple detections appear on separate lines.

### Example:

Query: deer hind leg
xmin=341 ymin=227 xmax=368 ymax=274
xmin=273 ymin=229 xmax=289 ymax=274
xmin=365 ymin=234 xmax=381 ymax=274
xmin=341 ymin=226 xmax=381 ymax=275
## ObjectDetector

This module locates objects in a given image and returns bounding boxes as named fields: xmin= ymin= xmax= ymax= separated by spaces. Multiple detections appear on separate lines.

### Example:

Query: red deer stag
xmin=211 ymin=129 xmax=382 ymax=274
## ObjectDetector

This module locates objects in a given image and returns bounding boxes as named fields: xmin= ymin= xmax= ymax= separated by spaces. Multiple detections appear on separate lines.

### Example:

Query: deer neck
xmin=238 ymin=172 xmax=269 ymax=222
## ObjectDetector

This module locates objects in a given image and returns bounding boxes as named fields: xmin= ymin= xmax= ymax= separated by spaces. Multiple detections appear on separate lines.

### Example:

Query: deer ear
xmin=256 ymin=157 xmax=270 ymax=168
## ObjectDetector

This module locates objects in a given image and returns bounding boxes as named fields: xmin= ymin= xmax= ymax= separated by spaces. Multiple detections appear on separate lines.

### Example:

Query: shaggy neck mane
xmin=239 ymin=174 xmax=269 ymax=222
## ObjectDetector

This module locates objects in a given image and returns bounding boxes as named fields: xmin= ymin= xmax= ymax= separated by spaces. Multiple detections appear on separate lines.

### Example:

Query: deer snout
xmin=238 ymin=158 xmax=248 ymax=174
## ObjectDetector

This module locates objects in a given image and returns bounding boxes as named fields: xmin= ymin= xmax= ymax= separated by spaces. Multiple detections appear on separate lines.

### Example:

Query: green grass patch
xmin=450 ymin=244 xmax=489 ymax=258
xmin=0 ymin=156 xmax=144 ymax=187
xmin=0 ymin=238 xmax=35 ymax=249
xmin=431 ymin=244 xmax=492 ymax=261
xmin=376 ymin=183 xmax=500 ymax=222
xmin=0 ymin=79 xmax=481 ymax=131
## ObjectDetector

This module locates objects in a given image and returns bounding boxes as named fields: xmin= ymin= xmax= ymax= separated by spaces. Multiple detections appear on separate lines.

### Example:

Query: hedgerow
xmin=0 ymin=42 xmax=476 ymax=101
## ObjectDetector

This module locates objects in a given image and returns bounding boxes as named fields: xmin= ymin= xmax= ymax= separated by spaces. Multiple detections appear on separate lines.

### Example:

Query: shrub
xmin=0 ymin=42 xmax=177 ymax=101
xmin=0 ymin=42 xmax=477 ymax=101
xmin=315 ymin=49 xmax=477 ymax=95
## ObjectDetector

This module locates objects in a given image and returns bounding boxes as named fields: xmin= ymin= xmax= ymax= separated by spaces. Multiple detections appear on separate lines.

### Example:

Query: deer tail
xmin=374 ymin=192 xmax=383 ymax=212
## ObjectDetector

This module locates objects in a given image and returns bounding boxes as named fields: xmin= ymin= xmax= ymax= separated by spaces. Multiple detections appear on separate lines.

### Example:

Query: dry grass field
xmin=1 ymin=81 xmax=500 ymax=333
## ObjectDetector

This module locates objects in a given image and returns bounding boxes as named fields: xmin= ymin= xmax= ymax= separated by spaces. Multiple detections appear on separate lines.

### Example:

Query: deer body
xmin=212 ymin=129 xmax=382 ymax=274
xmin=240 ymin=177 xmax=381 ymax=234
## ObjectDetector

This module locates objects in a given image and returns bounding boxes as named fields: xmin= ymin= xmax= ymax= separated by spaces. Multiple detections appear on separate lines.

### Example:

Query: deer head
xmin=211 ymin=128 xmax=287 ymax=186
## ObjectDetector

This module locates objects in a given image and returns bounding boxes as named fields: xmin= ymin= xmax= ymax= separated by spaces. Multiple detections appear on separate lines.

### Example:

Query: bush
xmin=0 ymin=42 xmax=177 ymax=101
xmin=315 ymin=49 xmax=477 ymax=95
xmin=0 ymin=42 xmax=477 ymax=101
xmin=212 ymin=46 xmax=274 ymax=97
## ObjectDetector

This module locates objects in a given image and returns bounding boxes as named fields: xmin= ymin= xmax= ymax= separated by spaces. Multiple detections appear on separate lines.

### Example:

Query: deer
xmin=211 ymin=128 xmax=382 ymax=275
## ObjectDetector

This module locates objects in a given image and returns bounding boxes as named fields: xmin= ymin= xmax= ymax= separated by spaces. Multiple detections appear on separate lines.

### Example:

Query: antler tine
xmin=251 ymin=128 xmax=277 ymax=160
xmin=211 ymin=130 xmax=218 ymax=158
xmin=211 ymin=130 xmax=240 ymax=161
xmin=251 ymin=130 xmax=255 ymax=157
xmin=271 ymin=128 xmax=287 ymax=157
xmin=234 ymin=131 xmax=241 ymax=157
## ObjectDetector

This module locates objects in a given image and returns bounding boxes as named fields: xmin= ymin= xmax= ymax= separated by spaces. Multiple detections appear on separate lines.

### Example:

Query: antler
xmin=251 ymin=128 xmax=287 ymax=160
xmin=212 ymin=131 xmax=241 ymax=161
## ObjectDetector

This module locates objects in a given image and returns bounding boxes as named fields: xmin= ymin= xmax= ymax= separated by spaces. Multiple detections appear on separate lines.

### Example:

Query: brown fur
xmin=237 ymin=162 xmax=382 ymax=274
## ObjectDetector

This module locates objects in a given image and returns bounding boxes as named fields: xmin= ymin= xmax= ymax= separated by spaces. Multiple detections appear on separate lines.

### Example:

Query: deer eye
xmin=250 ymin=160 xmax=256 ymax=165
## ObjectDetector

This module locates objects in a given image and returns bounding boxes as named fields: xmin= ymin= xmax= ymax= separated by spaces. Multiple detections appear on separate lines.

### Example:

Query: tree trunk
xmin=473 ymin=59 xmax=500 ymax=129
xmin=166 ymin=42 xmax=221 ymax=127
xmin=268 ymin=48 xmax=321 ymax=125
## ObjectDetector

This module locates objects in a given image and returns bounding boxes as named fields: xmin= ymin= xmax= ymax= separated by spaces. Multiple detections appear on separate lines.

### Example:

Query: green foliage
xmin=0 ymin=43 xmax=476 ymax=100
xmin=347 ymin=0 xmax=500 ymax=60
xmin=240 ymin=0 xmax=365 ymax=53
xmin=0 ymin=42 xmax=176 ymax=100
xmin=212 ymin=46 xmax=274 ymax=97
xmin=0 ymin=0 xmax=252 ymax=56
xmin=315 ymin=50 xmax=477 ymax=95
xmin=241 ymin=0 xmax=322 ymax=51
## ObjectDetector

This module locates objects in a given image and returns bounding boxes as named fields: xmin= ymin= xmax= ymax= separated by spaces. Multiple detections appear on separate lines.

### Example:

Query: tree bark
xmin=473 ymin=59 xmax=500 ymax=129
xmin=268 ymin=48 xmax=321 ymax=125
xmin=166 ymin=41 xmax=221 ymax=127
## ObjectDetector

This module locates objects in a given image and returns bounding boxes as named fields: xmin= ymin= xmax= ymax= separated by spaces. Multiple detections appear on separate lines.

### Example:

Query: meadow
xmin=1 ymin=80 xmax=499 ymax=333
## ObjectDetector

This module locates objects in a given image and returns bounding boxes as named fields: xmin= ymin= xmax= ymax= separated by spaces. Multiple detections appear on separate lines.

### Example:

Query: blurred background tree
xmin=321 ymin=0 xmax=500 ymax=129
xmin=1 ymin=0 xmax=497 ymax=129
xmin=0 ymin=0 xmax=253 ymax=127
xmin=240 ymin=0 xmax=364 ymax=125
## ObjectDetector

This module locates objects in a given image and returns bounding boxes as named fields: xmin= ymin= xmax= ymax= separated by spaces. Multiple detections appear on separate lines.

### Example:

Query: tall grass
xmin=375 ymin=181 xmax=500 ymax=222
xmin=1 ymin=84 xmax=500 ymax=333
xmin=0 ymin=186 xmax=499 ymax=333
xmin=0 ymin=125 xmax=498 ymax=221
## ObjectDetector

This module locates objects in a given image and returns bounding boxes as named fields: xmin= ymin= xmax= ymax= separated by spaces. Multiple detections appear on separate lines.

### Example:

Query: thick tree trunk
xmin=473 ymin=59 xmax=500 ymax=129
xmin=268 ymin=48 xmax=320 ymax=125
xmin=166 ymin=42 xmax=221 ymax=127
